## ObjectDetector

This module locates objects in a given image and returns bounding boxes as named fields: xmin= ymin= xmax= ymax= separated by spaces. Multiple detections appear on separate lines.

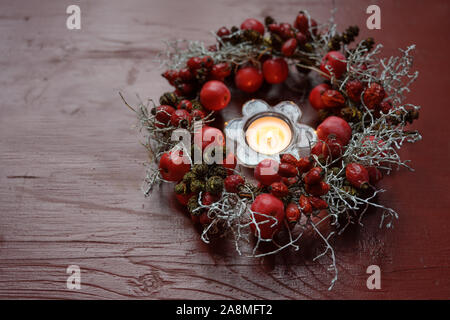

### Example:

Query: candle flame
xmin=266 ymin=130 xmax=274 ymax=148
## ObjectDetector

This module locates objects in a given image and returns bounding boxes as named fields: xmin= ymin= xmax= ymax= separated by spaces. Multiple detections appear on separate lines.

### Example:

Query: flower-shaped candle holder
xmin=225 ymin=99 xmax=317 ymax=167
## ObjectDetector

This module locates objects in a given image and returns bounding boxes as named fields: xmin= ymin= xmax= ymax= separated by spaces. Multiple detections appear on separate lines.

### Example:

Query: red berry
xmin=367 ymin=166 xmax=383 ymax=184
xmin=346 ymin=163 xmax=369 ymax=188
xmin=200 ymin=80 xmax=231 ymax=111
xmin=363 ymin=83 xmax=386 ymax=110
xmin=250 ymin=193 xmax=285 ymax=240
xmin=199 ymin=212 xmax=212 ymax=225
xmin=346 ymin=80 xmax=364 ymax=102
xmin=285 ymin=203 xmax=301 ymax=224
xmin=159 ymin=151 xmax=191 ymax=182
xmin=154 ymin=105 xmax=175 ymax=128
xmin=322 ymin=136 xmax=344 ymax=159
xmin=178 ymin=83 xmax=195 ymax=96
xmin=279 ymin=23 xmax=295 ymax=39
xmin=304 ymin=167 xmax=323 ymax=185
xmin=254 ymin=159 xmax=281 ymax=186
xmin=269 ymin=182 xmax=289 ymax=198
xmin=268 ymin=23 xmax=281 ymax=34
xmin=191 ymin=109 xmax=206 ymax=120
xmin=306 ymin=181 xmax=330 ymax=196
xmin=282 ymin=176 xmax=298 ymax=186
xmin=187 ymin=57 xmax=202 ymax=70
xmin=177 ymin=99 xmax=192 ymax=111
xmin=224 ymin=175 xmax=245 ymax=193
xmin=295 ymin=32 xmax=307 ymax=46
xmin=240 ymin=18 xmax=265 ymax=35
xmin=175 ymin=192 xmax=195 ymax=206
xmin=294 ymin=12 xmax=314 ymax=34
xmin=316 ymin=116 xmax=352 ymax=146
xmin=380 ymin=100 xmax=393 ymax=114
xmin=309 ymin=197 xmax=328 ymax=210
xmin=320 ymin=51 xmax=347 ymax=79
xmin=321 ymin=89 xmax=346 ymax=108
xmin=234 ymin=66 xmax=264 ymax=93
xmin=297 ymin=157 xmax=313 ymax=173
xmin=311 ymin=140 xmax=326 ymax=158
xmin=281 ymin=38 xmax=298 ymax=57
xmin=179 ymin=68 xmax=193 ymax=82
xmin=162 ymin=70 xmax=179 ymax=85
xmin=309 ymin=83 xmax=331 ymax=110
xmin=170 ymin=109 xmax=191 ymax=127
xmin=299 ymin=195 xmax=312 ymax=215
xmin=262 ymin=58 xmax=289 ymax=84
xmin=278 ymin=163 xmax=298 ymax=177
xmin=280 ymin=154 xmax=298 ymax=166
xmin=217 ymin=26 xmax=230 ymax=38
xmin=201 ymin=56 xmax=214 ymax=69
xmin=211 ymin=63 xmax=231 ymax=80
xmin=202 ymin=192 xmax=219 ymax=206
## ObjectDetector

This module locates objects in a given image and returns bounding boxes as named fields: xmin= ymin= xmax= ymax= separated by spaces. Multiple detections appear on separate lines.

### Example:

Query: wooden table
xmin=0 ymin=0 xmax=449 ymax=299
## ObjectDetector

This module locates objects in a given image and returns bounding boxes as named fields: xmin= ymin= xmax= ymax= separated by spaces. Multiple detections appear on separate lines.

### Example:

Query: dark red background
xmin=0 ymin=0 xmax=448 ymax=299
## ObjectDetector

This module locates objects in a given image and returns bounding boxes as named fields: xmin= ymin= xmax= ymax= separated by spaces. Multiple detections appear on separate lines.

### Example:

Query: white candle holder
xmin=225 ymin=99 xmax=317 ymax=167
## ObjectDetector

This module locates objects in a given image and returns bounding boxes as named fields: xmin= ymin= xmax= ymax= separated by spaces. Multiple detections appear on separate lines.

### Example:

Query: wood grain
xmin=0 ymin=0 xmax=449 ymax=299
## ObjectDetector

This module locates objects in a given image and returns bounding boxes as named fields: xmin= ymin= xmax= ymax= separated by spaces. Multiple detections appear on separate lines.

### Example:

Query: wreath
xmin=121 ymin=10 xmax=421 ymax=289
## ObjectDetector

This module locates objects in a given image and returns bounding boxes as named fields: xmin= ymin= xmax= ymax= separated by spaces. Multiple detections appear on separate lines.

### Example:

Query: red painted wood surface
xmin=0 ymin=0 xmax=449 ymax=299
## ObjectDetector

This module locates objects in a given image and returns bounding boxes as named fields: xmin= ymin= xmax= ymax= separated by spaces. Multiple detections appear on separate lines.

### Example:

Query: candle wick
xmin=267 ymin=131 xmax=274 ymax=148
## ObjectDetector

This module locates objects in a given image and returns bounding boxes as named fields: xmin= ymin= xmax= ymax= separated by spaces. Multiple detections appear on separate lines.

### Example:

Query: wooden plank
xmin=0 ymin=0 xmax=449 ymax=299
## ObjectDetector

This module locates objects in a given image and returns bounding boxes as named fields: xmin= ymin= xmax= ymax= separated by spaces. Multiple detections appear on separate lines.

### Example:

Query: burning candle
xmin=245 ymin=116 xmax=293 ymax=155
xmin=224 ymin=99 xmax=317 ymax=167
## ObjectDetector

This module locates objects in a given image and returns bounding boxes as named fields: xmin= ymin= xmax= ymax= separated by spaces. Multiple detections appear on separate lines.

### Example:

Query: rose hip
xmin=278 ymin=163 xmax=298 ymax=177
xmin=304 ymin=167 xmax=323 ymax=185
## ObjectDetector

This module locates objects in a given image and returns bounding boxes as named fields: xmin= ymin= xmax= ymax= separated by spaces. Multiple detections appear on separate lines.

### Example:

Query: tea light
xmin=225 ymin=99 xmax=317 ymax=167
xmin=245 ymin=116 xmax=292 ymax=155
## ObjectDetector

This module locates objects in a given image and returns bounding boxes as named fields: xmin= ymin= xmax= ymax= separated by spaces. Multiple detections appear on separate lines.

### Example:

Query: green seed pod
xmin=340 ymin=107 xmax=362 ymax=123
xmin=190 ymin=180 xmax=205 ymax=193
xmin=182 ymin=171 xmax=196 ymax=184
xmin=190 ymin=100 xmax=203 ymax=111
xmin=195 ymin=68 xmax=209 ymax=83
xmin=205 ymin=176 xmax=224 ymax=195
xmin=243 ymin=29 xmax=262 ymax=44
xmin=187 ymin=195 xmax=200 ymax=215
xmin=208 ymin=165 xmax=228 ymax=179
xmin=264 ymin=16 xmax=275 ymax=26
xmin=191 ymin=163 xmax=209 ymax=178
xmin=159 ymin=92 xmax=179 ymax=107
xmin=174 ymin=182 xmax=188 ymax=195
xmin=342 ymin=186 xmax=359 ymax=196
xmin=330 ymin=167 xmax=341 ymax=176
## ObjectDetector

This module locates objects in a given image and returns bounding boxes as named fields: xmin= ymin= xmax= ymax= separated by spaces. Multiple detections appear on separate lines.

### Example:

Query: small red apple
xmin=250 ymin=193 xmax=285 ymax=240
xmin=234 ymin=66 xmax=264 ymax=93
xmin=262 ymin=58 xmax=289 ymax=84
xmin=200 ymin=80 xmax=231 ymax=111
xmin=159 ymin=151 xmax=191 ymax=182
xmin=316 ymin=116 xmax=352 ymax=146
